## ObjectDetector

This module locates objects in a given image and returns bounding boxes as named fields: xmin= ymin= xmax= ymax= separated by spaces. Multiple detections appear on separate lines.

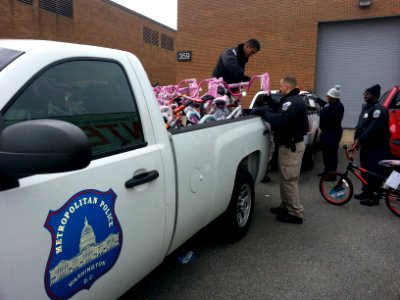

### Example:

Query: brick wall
xmin=0 ymin=0 xmax=177 ymax=85
xmin=1 ymin=0 xmax=399 ymax=93
xmin=176 ymin=0 xmax=400 ymax=106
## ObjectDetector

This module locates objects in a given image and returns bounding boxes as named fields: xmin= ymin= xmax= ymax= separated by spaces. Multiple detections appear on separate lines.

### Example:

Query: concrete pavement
xmin=121 ymin=149 xmax=400 ymax=300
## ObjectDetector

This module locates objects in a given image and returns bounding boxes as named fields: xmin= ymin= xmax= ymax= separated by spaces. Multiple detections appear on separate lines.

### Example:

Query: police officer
xmin=212 ymin=39 xmax=260 ymax=84
xmin=353 ymin=84 xmax=390 ymax=206
xmin=253 ymin=75 xmax=308 ymax=224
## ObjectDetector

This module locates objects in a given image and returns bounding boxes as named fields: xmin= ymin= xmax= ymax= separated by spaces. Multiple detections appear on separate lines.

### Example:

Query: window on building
xmin=3 ymin=60 xmax=145 ymax=158
xmin=143 ymin=27 xmax=159 ymax=46
xmin=161 ymin=34 xmax=174 ymax=51
xmin=57 ymin=0 xmax=73 ymax=18
xmin=17 ymin=0 xmax=33 ymax=4
xmin=39 ymin=0 xmax=73 ymax=18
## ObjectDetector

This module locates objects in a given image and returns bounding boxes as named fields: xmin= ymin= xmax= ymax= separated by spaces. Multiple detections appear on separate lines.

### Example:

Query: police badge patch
xmin=44 ymin=189 xmax=122 ymax=300
xmin=282 ymin=102 xmax=292 ymax=111
xmin=373 ymin=109 xmax=381 ymax=118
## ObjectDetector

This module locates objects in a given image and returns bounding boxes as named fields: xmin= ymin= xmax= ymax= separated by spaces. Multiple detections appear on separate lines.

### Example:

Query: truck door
xmin=383 ymin=87 xmax=400 ymax=157
xmin=0 ymin=60 xmax=167 ymax=300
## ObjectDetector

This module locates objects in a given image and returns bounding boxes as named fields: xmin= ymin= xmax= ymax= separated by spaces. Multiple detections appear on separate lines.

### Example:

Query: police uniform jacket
xmin=212 ymin=43 xmax=250 ymax=84
xmin=354 ymin=101 xmax=390 ymax=147
xmin=263 ymin=88 xmax=308 ymax=147
xmin=316 ymin=98 xmax=344 ymax=133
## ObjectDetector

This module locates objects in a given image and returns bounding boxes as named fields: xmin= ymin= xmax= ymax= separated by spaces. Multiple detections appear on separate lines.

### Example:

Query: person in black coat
xmin=252 ymin=75 xmax=308 ymax=224
xmin=212 ymin=39 xmax=260 ymax=84
xmin=353 ymin=84 xmax=391 ymax=206
xmin=316 ymin=85 xmax=344 ymax=178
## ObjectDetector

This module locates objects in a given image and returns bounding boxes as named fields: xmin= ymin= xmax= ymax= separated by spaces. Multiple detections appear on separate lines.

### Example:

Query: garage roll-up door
xmin=315 ymin=17 xmax=400 ymax=128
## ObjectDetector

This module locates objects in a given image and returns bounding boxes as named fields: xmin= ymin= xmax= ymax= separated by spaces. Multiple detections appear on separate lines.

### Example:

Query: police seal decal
xmin=282 ymin=102 xmax=292 ymax=111
xmin=373 ymin=109 xmax=381 ymax=118
xmin=44 ymin=189 xmax=122 ymax=300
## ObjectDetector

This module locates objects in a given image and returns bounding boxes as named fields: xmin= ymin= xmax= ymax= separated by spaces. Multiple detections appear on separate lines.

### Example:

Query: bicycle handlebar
xmin=224 ymin=73 xmax=270 ymax=96
xmin=172 ymin=94 xmax=210 ymax=114
xmin=249 ymin=73 xmax=270 ymax=93
xmin=343 ymin=145 xmax=357 ymax=161
xmin=173 ymin=98 xmax=194 ymax=114
xmin=175 ymin=78 xmax=199 ymax=97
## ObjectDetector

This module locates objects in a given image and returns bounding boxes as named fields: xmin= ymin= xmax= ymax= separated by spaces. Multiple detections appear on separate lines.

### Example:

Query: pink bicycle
xmin=155 ymin=73 xmax=270 ymax=127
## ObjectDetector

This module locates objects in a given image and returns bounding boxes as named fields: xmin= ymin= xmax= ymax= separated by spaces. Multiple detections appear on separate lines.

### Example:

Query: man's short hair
xmin=246 ymin=39 xmax=261 ymax=51
xmin=282 ymin=75 xmax=297 ymax=88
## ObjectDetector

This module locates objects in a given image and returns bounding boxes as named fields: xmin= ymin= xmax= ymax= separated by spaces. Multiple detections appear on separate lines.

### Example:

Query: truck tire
xmin=224 ymin=169 xmax=255 ymax=242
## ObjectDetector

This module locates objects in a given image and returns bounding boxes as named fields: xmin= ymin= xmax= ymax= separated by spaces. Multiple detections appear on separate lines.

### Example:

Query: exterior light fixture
xmin=359 ymin=0 xmax=372 ymax=7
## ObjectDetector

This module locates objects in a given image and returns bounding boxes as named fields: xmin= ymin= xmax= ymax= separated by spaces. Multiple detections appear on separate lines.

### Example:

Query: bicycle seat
xmin=378 ymin=160 xmax=400 ymax=168
xmin=201 ymin=94 xmax=214 ymax=101
xmin=212 ymin=95 xmax=230 ymax=105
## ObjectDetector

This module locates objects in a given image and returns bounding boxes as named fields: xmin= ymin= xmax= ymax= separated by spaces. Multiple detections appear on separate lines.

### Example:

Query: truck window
xmin=391 ymin=91 xmax=400 ymax=109
xmin=393 ymin=91 xmax=400 ymax=109
xmin=0 ymin=47 xmax=24 ymax=71
xmin=2 ymin=60 xmax=144 ymax=158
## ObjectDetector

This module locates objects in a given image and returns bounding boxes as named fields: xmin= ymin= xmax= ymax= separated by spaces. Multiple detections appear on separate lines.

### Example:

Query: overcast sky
xmin=111 ymin=0 xmax=177 ymax=29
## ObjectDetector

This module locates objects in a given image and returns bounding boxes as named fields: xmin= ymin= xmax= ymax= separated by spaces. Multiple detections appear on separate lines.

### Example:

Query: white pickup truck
xmin=0 ymin=40 xmax=270 ymax=300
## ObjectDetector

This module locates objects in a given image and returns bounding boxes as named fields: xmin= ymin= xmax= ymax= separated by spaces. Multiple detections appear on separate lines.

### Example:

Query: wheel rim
xmin=387 ymin=190 xmax=400 ymax=216
xmin=320 ymin=174 xmax=352 ymax=205
xmin=236 ymin=183 xmax=252 ymax=227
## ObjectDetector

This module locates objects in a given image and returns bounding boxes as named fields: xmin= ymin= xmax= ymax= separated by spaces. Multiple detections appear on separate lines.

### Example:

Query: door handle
xmin=125 ymin=170 xmax=159 ymax=188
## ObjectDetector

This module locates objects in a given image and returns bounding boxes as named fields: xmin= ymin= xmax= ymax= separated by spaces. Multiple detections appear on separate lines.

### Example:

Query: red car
xmin=379 ymin=86 xmax=400 ymax=157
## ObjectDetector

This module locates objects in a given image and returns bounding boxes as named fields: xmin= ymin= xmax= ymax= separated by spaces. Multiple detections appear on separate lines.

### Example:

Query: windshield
xmin=0 ymin=48 xmax=24 ymax=72
xmin=379 ymin=90 xmax=389 ymax=104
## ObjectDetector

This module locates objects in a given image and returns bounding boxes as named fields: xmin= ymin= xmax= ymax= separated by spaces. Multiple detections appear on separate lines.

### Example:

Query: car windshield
xmin=271 ymin=93 xmax=282 ymax=102
xmin=379 ymin=90 xmax=389 ymax=104
xmin=0 ymin=48 xmax=24 ymax=72
xmin=270 ymin=91 xmax=320 ymax=111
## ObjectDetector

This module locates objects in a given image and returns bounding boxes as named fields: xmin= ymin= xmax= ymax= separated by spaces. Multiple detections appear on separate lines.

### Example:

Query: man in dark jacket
xmin=252 ymin=75 xmax=308 ymax=224
xmin=353 ymin=84 xmax=391 ymax=206
xmin=212 ymin=39 xmax=260 ymax=84
xmin=316 ymin=85 xmax=344 ymax=177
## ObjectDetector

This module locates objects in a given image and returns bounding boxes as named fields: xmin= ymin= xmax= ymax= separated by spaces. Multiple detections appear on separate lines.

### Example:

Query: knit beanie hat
xmin=327 ymin=85 xmax=341 ymax=98
xmin=365 ymin=84 xmax=381 ymax=98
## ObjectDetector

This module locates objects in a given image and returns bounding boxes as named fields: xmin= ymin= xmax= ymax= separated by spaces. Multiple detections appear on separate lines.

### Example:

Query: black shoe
xmin=354 ymin=191 xmax=368 ymax=200
xmin=261 ymin=176 xmax=271 ymax=183
xmin=270 ymin=206 xmax=288 ymax=216
xmin=276 ymin=214 xmax=303 ymax=224
xmin=360 ymin=198 xmax=380 ymax=206
xmin=318 ymin=172 xmax=326 ymax=177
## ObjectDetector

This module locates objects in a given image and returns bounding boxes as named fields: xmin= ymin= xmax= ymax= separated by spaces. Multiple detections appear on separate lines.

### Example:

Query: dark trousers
xmin=321 ymin=130 xmax=342 ymax=173
xmin=360 ymin=145 xmax=390 ymax=194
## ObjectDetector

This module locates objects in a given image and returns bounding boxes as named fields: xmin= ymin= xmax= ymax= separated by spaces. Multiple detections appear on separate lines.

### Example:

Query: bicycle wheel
xmin=385 ymin=188 xmax=400 ymax=217
xmin=199 ymin=114 xmax=217 ymax=124
xmin=319 ymin=172 xmax=353 ymax=205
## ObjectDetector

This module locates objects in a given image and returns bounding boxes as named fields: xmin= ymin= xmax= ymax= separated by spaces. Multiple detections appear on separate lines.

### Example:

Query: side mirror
xmin=0 ymin=119 xmax=91 ymax=177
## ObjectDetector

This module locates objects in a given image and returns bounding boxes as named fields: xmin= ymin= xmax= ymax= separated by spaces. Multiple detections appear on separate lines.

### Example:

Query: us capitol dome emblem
xmin=44 ymin=189 xmax=123 ymax=300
